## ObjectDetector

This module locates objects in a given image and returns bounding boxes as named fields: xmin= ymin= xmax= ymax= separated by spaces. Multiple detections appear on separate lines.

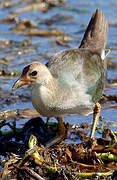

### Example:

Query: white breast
xmin=32 ymin=84 xmax=57 ymax=117
xmin=31 ymin=83 xmax=94 ymax=117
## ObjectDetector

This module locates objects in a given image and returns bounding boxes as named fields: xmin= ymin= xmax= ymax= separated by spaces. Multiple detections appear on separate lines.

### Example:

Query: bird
xmin=12 ymin=9 xmax=109 ymax=146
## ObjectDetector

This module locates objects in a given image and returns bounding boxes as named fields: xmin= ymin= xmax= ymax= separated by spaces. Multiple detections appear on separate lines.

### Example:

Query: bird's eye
xmin=30 ymin=71 xmax=37 ymax=76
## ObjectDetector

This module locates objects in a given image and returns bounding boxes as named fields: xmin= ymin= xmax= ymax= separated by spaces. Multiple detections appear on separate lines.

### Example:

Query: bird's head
xmin=12 ymin=62 xmax=52 ymax=90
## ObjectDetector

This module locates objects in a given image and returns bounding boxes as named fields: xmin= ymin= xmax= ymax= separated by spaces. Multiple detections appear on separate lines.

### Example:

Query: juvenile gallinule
xmin=12 ymin=9 xmax=109 ymax=146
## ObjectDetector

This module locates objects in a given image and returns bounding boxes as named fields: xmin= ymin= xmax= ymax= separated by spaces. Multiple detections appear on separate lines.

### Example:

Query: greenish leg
xmin=90 ymin=103 xmax=101 ymax=138
xmin=45 ymin=117 xmax=50 ymax=125
xmin=45 ymin=117 xmax=65 ymax=148
xmin=57 ymin=117 xmax=65 ymax=136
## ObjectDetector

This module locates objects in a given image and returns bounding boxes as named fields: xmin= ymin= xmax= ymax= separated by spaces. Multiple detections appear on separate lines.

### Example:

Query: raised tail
xmin=79 ymin=8 xmax=108 ymax=54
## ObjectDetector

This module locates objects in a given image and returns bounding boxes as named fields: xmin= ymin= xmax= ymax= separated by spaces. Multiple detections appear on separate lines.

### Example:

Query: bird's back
xmin=47 ymin=48 xmax=105 ymax=106
xmin=47 ymin=8 xmax=108 ymax=107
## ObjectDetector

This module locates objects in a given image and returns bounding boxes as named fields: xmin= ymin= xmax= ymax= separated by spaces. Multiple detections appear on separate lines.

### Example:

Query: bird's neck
xmin=33 ymin=73 xmax=60 ymax=92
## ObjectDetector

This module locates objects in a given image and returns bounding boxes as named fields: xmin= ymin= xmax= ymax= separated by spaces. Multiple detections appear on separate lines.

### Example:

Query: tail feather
xmin=79 ymin=9 xmax=108 ymax=52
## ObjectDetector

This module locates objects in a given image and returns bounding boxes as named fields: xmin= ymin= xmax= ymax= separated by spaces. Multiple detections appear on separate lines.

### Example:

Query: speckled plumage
xmin=48 ymin=48 xmax=105 ymax=103
xmin=29 ymin=48 xmax=104 ymax=118
xmin=12 ymin=9 xmax=109 ymax=119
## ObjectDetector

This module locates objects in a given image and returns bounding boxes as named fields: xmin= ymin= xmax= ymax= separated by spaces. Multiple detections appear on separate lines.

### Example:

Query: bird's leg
xmin=57 ymin=117 xmax=65 ymax=136
xmin=45 ymin=117 xmax=50 ymax=125
xmin=90 ymin=102 xmax=101 ymax=138
xmin=45 ymin=117 xmax=65 ymax=148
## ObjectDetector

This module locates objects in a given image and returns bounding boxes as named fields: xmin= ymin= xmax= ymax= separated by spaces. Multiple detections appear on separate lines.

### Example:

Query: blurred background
xmin=0 ymin=0 xmax=117 ymax=137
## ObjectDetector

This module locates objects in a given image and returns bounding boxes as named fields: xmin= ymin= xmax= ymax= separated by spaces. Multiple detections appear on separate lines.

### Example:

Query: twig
xmin=23 ymin=167 xmax=45 ymax=180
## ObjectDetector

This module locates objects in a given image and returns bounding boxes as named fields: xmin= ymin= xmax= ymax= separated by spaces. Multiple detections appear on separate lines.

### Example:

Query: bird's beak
xmin=12 ymin=75 xmax=30 ymax=90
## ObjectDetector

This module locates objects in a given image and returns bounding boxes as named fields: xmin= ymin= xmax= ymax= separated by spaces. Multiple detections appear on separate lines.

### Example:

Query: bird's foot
xmin=44 ymin=134 xmax=64 ymax=148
